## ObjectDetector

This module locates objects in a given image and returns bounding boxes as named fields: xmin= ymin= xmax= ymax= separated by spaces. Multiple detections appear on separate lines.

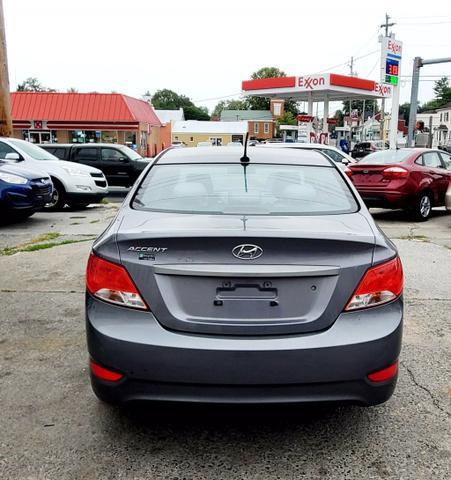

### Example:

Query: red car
xmin=349 ymin=149 xmax=451 ymax=221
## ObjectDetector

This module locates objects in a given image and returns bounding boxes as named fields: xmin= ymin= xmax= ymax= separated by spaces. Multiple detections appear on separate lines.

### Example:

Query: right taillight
xmin=382 ymin=166 xmax=409 ymax=179
xmin=345 ymin=257 xmax=403 ymax=311
xmin=86 ymin=253 xmax=148 ymax=310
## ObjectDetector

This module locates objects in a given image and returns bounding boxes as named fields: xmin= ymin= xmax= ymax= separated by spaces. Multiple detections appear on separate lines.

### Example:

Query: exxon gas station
xmin=241 ymin=37 xmax=403 ymax=147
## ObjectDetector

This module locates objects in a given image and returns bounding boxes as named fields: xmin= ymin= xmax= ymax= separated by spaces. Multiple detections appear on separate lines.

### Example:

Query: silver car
xmin=86 ymin=147 xmax=403 ymax=406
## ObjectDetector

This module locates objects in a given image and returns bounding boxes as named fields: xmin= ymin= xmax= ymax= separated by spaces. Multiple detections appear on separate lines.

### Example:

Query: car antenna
xmin=240 ymin=132 xmax=250 ymax=192
xmin=240 ymin=132 xmax=250 ymax=163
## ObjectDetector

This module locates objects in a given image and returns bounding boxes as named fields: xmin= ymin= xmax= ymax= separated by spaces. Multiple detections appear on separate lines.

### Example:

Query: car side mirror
xmin=5 ymin=152 xmax=21 ymax=161
xmin=341 ymin=158 xmax=350 ymax=165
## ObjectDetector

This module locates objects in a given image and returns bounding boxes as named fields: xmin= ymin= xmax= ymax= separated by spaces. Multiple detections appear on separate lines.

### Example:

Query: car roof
xmin=260 ymin=142 xmax=340 ymax=151
xmin=156 ymin=146 xmax=333 ymax=166
xmin=39 ymin=143 xmax=127 ymax=148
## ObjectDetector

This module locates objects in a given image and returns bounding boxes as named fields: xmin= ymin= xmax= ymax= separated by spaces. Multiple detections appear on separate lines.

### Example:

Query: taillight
xmin=86 ymin=253 xmax=148 ymax=310
xmin=344 ymin=166 xmax=353 ymax=178
xmin=345 ymin=257 xmax=403 ymax=311
xmin=382 ymin=166 xmax=409 ymax=179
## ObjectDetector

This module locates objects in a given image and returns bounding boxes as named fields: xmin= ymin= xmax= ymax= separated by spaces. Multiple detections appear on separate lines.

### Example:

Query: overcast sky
xmin=4 ymin=0 xmax=451 ymax=114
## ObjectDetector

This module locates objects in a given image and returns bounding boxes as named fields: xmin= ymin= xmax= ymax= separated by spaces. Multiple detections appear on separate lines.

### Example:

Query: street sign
xmin=297 ymin=114 xmax=314 ymax=122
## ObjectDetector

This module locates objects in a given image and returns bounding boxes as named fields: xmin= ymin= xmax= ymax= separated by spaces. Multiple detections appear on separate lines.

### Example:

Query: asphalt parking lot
xmin=0 ymin=202 xmax=450 ymax=480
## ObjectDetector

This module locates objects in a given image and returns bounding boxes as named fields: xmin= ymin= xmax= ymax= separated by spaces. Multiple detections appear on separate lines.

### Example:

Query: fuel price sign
xmin=385 ymin=58 xmax=399 ymax=85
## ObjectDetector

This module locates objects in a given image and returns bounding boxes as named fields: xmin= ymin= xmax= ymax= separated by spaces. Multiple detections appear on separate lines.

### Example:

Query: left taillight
xmin=345 ymin=256 xmax=403 ymax=311
xmin=382 ymin=166 xmax=409 ymax=179
xmin=86 ymin=253 xmax=148 ymax=310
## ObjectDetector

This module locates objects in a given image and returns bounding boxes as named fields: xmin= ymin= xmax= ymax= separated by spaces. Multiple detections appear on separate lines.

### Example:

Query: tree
xmin=433 ymin=76 xmax=450 ymax=100
xmin=246 ymin=67 xmax=299 ymax=116
xmin=212 ymin=99 xmax=248 ymax=118
xmin=274 ymin=111 xmax=297 ymax=137
xmin=342 ymin=99 xmax=379 ymax=118
xmin=151 ymin=89 xmax=210 ymax=120
xmin=67 ymin=87 xmax=78 ymax=93
xmin=399 ymin=102 xmax=410 ymax=126
xmin=16 ymin=77 xmax=56 ymax=92
xmin=419 ymin=77 xmax=451 ymax=112
xmin=334 ymin=110 xmax=344 ymax=127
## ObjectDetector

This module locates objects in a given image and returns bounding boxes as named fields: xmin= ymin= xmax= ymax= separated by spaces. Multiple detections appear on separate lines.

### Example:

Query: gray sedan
xmin=86 ymin=146 xmax=403 ymax=406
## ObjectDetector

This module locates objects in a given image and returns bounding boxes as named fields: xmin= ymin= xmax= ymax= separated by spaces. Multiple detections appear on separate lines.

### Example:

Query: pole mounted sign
xmin=381 ymin=37 xmax=402 ymax=86
xmin=380 ymin=36 xmax=403 ymax=149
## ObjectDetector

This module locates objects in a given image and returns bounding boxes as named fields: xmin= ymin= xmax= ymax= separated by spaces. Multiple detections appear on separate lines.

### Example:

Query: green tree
xmin=16 ymin=77 xmax=56 ymax=92
xmin=399 ymin=102 xmax=410 ymax=126
xmin=433 ymin=76 xmax=450 ymax=100
xmin=334 ymin=110 xmax=344 ymax=127
xmin=245 ymin=67 xmax=299 ymax=116
xmin=419 ymin=77 xmax=451 ymax=112
xmin=274 ymin=111 xmax=297 ymax=137
xmin=212 ymin=99 xmax=248 ymax=118
xmin=151 ymin=89 xmax=210 ymax=120
xmin=342 ymin=99 xmax=379 ymax=118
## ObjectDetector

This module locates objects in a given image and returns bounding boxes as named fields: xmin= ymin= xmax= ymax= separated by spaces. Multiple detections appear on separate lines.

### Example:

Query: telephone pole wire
xmin=0 ymin=0 xmax=12 ymax=137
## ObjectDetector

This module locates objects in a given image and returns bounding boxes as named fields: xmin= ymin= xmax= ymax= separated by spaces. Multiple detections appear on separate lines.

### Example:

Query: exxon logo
xmin=298 ymin=76 xmax=325 ymax=90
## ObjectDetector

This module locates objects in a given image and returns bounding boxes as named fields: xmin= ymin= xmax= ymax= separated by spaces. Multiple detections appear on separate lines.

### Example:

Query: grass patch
xmin=100 ymin=198 xmax=109 ymax=204
xmin=396 ymin=234 xmax=429 ymax=241
xmin=33 ymin=232 xmax=60 ymax=242
xmin=0 ymin=236 xmax=95 ymax=255
xmin=70 ymin=222 xmax=81 ymax=225
xmin=89 ymin=219 xmax=100 ymax=224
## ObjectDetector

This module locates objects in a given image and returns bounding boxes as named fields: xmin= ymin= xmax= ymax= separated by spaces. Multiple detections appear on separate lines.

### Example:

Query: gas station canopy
xmin=242 ymin=73 xmax=392 ymax=101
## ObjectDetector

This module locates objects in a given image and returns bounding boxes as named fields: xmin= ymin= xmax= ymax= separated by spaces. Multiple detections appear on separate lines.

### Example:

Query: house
xmin=10 ymin=92 xmax=163 ymax=157
xmin=220 ymin=99 xmax=285 ymax=140
xmin=435 ymin=103 xmax=451 ymax=146
xmin=172 ymin=121 xmax=248 ymax=146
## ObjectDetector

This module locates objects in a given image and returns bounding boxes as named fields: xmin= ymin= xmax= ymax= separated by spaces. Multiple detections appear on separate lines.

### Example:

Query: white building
xmin=172 ymin=121 xmax=248 ymax=147
xmin=435 ymin=103 xmax=451 ymax=146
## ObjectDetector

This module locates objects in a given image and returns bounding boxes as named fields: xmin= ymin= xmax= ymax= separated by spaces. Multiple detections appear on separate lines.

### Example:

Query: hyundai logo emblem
xmin=232 ymin=244 xmax=263 ymax=260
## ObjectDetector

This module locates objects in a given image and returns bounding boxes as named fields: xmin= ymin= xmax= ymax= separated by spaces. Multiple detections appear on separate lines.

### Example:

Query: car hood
xmin=44 ymin=159 xmax=104 ymax=175
xmin=0 ymin=162 xmax=50 ymax=180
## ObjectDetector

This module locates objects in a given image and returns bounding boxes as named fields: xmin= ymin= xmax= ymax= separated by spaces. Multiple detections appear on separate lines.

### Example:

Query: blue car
xmin=0 ymin=162 xmax=53 ymax=221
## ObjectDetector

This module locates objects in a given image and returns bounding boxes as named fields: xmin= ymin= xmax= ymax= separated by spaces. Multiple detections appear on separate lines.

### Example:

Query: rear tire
xmin=46 ymin=178 xmax=66 ymax=210
xmin=412 ymin=192 xmax=432 ymax=221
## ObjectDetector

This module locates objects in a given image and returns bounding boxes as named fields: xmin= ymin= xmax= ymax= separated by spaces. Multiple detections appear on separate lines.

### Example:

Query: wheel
xmin=412 ymin=192 xmax=432 ymax=221
xmin=45 ymin=178 xmax=66 ymax=210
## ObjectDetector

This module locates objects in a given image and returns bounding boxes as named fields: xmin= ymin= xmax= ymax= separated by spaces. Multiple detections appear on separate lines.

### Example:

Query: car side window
xmin=101 ymin=148 xmax=125 ymax=161
xmin=0 ymin=141 xmax=17 ymax=159
xmin=423 ymin=152 xmax=443 ymax=168
xmin=440 ymin=152 xmax=451 ymax=170
xmin=318 ymin=149 xmax=344 ymax=163
xmin=73 ymin=147 xmax=98 ymax=161
xmin=414 ymin=156 xmax=424 ymax=166
xmin=51 ymin=148 xmax=67 ymax=160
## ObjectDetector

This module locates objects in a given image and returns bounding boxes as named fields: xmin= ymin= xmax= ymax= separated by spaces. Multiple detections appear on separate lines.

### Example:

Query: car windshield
xmin=358 ymin=150 xmax=413 ymax=165
xmin=132 ymin=163 xmax=358 ymax=216
xmin=9 ymin=139 xmax=58 ymax=161
xmin=117 ymin=145 xmax=143 ymax=160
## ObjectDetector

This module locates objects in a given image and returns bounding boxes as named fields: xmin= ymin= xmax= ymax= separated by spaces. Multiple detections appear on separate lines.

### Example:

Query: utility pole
xmin=407 ymin=56 xmax=451 ymax=146
xmin=0 ymin=0 xmax=12 ymax=137
xmin=379 ymin=13 xmax=395 ymax=143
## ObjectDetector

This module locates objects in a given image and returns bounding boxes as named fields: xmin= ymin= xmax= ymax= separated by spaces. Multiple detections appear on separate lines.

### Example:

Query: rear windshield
xmin=132 ymin=164 xmax=358 ymax=216
xmin=358 ymin=150 xmax=413 ymax=165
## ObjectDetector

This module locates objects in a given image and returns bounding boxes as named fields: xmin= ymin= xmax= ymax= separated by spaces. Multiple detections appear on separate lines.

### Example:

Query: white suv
xmin=0 ymin=138 xmax=108 ymax=209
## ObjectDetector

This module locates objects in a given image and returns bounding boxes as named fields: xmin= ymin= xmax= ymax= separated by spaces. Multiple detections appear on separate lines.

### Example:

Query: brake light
xmin=90 ymin=359 xmax=123 ymax=382
xmin=86 ymin=253 xmax=147 ymax=310
xmin=382 ymin=166 xmax=409 ymax=179
xmin=345 ymin=257 xmax=403 ymax=311
xmin=344 ymin=166 xmax=353 ymax=178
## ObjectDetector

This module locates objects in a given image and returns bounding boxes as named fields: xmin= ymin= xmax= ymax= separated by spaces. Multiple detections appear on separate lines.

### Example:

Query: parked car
xmin=438 ymin=140 xmax=451 ymax=153
xmin=197 ymin=141 xmax=212 ymax=147
xmin=0 ymin=138 xmax=108 ymax=209
xmin=258 ymin=142 xmax=356 ymax=170
xmin=0 ymin=161 xmax=53 ymax=221
xmin=351 ymin=141 xmax=388 ymax=159
xmin=348 ymin=148 xmax=451 ymax=220
xmin=442 ymin=151 xmax=451 ymax=211
xmin=39 ymin=143 xmax=149 ymax=187
xmin=86 ymin=146 xmax=403 ymax=407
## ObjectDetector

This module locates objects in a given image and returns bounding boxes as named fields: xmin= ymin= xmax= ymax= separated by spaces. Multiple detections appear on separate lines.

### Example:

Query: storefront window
xmin=125 ymin=132 xmax=137 ymax=150
xmin=101 ymin=131 xmax=118 ymax=143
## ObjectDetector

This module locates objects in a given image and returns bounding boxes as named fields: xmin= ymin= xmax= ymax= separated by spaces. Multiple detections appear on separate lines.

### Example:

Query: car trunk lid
xmin=113 ymin=211 xmax=375 ymax=336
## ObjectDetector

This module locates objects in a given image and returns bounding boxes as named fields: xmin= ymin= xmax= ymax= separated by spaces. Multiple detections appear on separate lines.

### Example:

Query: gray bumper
xmin=86 ymin=295 xmax=403 ymax=405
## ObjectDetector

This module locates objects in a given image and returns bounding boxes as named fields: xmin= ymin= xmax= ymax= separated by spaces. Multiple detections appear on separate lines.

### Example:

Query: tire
xmin=45 ymin=178 xmax=66 ymax=210
xmin=412 ymin=192 xmax=433 ymax=221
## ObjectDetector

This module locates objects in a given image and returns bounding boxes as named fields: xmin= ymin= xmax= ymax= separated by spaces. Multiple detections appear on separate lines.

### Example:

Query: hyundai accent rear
xmin=86 ymin=146 xmax=403 ymax=406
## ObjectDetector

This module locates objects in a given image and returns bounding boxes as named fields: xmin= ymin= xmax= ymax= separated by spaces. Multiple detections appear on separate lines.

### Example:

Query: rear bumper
xmin=86 ymin=295 xmax=403 ymax=406
xmin=358 ymin=189 xmax=412 ymax=209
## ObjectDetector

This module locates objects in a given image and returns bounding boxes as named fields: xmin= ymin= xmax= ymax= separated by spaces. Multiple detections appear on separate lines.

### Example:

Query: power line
xmin=193 ymin=92 xmax=241 ymax=103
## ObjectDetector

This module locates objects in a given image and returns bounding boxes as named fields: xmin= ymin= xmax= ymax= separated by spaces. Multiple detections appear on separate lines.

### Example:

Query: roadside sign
xmin=380 ymin=37 xmax=402 ymax=86
xmin=297 ymin=114 xmax=314 ymax=122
